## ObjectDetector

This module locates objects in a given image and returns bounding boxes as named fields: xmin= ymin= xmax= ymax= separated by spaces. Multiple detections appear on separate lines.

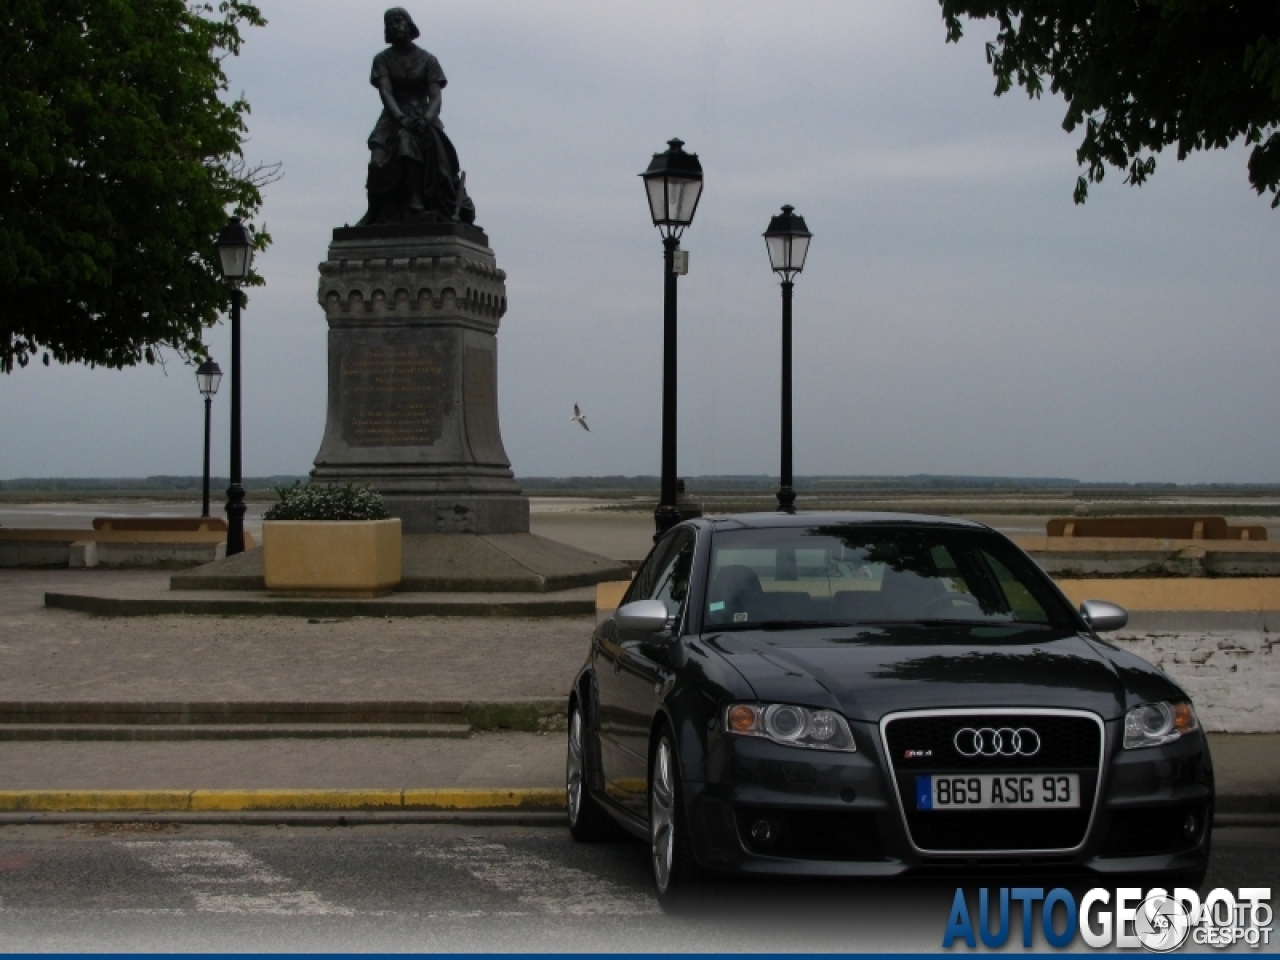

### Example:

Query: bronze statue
xmin=357 ymin=8 xmax=476 ymax=226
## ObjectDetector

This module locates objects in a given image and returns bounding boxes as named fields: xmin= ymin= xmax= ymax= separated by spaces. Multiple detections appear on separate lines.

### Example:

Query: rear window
xmin=705 ymin=524 xmax=1072 ymax=629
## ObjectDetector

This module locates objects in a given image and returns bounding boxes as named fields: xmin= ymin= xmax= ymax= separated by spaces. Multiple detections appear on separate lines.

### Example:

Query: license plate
xmin=915 ymin=773 xmax=1080 ymax=810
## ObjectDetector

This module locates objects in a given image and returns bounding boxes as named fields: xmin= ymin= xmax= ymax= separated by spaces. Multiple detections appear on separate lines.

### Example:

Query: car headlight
xmin=1123 ymin=700 xmax=1199 ymax=749
xmin=725 ymin=703 xmax=856 ymax=752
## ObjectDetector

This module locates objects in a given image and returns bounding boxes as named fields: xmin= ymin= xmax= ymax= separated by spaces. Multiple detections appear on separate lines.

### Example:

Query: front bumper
xmin=685 ymin=722 xmax=1213 ymax=879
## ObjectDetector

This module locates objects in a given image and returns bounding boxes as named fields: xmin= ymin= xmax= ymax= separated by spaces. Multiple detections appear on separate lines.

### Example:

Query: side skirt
xmin=595 ymin=788 xmax=649 ymax=841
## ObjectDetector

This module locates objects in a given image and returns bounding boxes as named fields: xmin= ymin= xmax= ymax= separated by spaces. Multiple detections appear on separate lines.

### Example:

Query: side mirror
xmin=1080 ymin=599 xmax=1128 ymax=633
xmin=615 ymin=598 xmax=672 ymax=633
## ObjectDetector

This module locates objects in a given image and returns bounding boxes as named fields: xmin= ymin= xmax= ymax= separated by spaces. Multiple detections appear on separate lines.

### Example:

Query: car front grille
xmin=882 ymin=710 xmax=1104 ymax=854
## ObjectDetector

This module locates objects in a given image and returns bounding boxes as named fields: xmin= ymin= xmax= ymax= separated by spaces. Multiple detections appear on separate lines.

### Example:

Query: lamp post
xmin=640 ymin=139 xmax=703 ymax=539
xmin=195 ymin=358 xmax=223 ymax=518
xmin=763 ymin=205 xmax=812 ymax=513
xmin=215 ymin=216 xmax=253 ymax=555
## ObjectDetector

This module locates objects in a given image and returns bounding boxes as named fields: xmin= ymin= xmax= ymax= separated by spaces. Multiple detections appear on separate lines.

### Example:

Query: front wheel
xmin=566 ymin=702 xmax=616 ymax=842
xmin=650 ymin=728 xmax=702 ymax=907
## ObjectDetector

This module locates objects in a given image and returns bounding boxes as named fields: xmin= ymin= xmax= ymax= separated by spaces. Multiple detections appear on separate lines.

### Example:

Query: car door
xmin=594 ymin=535 xmax=669 ymax=811
xmin=607 ymin=528 xmax=696 ymax=817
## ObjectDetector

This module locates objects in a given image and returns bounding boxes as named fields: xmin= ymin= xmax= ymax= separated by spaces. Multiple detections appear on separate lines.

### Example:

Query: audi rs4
xmin=565 ymin=513 xmax=1213 ymax=903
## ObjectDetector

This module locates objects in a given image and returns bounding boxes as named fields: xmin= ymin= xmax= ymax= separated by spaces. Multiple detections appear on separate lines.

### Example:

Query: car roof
xmin=696 ymin=510 xmax=989 ymax=531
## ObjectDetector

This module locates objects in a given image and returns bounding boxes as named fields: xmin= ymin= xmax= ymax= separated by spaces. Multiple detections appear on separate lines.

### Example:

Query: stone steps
xmin=0 ymin=723 xmax=471 ymax=742
xmin=0 ymin=699 xmax=567 ymax=740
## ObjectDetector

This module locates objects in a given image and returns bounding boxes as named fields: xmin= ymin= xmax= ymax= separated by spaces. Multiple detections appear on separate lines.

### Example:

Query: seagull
xmin=571 ymin=403 xmax=590 ymax=432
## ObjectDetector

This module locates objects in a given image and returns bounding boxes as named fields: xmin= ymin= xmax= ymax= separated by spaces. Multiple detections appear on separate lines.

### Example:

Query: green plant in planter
xmin=263 ymin=482 xmax=390 ymax=521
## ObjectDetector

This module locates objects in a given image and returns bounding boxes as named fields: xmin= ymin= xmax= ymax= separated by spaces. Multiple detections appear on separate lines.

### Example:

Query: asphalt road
xmin=0 ymin=823 xmax=1275 ymax=952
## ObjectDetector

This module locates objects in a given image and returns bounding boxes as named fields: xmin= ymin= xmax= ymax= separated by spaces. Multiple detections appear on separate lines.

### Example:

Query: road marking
xmin=120 ymin=840 xmax=353 ymax=916
xmin=417 ymin=838 xmax=656 ymax=916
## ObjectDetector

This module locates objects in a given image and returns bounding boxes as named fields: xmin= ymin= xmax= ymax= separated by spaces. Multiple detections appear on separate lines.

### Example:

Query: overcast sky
xmin=3 ymin=0 xmax=1278 ymax=483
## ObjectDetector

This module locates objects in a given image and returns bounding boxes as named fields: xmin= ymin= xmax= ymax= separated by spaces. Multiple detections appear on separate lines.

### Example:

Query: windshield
xmin=704 ymin=524 xmax=1075 ymax=630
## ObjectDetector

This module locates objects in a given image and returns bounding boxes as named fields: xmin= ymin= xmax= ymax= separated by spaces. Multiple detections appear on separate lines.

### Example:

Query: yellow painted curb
xmin=1057 ymin=578 xmax=1280 ymax=611
xmin=0 ymin=788 xmax=567 ymax=814
xmin=190 ymin=789 xmax=403 ymax=812
xmin=403 ymin=788 xmax=564 ymax=811
xmin=0 ymin=791 xmax=195 ymax=812
xmin=595 ymin=580 xmax=631 ymax=611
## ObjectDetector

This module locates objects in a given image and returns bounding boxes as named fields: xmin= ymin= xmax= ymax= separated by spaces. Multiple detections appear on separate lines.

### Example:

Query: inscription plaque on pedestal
xmin=340 ymin=340 xmax=451 ymax=448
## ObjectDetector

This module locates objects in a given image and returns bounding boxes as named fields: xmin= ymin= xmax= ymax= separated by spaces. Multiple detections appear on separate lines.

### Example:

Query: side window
xmin=622 ymin=532 xmax=679 ymax=606
xmin=651 ymin=532 xmax=695 ymax=618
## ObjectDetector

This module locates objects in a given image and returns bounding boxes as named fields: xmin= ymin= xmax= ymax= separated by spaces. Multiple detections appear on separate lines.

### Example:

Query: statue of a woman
xmin=356 ymin=8 xmax=476 ymax=226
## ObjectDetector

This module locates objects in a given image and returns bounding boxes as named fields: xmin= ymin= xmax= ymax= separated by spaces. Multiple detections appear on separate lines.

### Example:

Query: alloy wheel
xmin=650 ymin=737 xmax=676 ymax=892
xmin=566 ymin=709 xmax=585 ymax=825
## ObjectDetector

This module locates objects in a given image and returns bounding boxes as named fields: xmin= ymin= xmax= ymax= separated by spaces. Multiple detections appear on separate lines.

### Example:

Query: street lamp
xmin=640 ymin=138 xmax=703 ymax=538
xmin=763 ymin=205 xmax=812 ymax=513
xmin=195 ymin=358 xmax=223 ymax=519
xmin=215 ymin=215 xmax=253 ymax=555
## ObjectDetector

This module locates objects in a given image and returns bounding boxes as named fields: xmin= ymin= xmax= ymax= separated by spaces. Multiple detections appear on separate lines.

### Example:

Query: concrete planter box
xmin=262 ymin=519 xmax=401 ymax=597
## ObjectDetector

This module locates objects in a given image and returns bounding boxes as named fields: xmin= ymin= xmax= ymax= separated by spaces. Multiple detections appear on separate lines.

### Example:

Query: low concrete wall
xmin=95 ymin=542 xmax=222 ymax=568
xmin=0 ymin=529 xmax=253 ymax=569
xmin=1111 ymin=632 xmax=1279 ymax=733
xmin=0 ymin=540 xmax=72 ymax=568
xmin=1017 ymin=536 xmax=1280 ymax=577
xmin=0 ymin=539 xmax=221 ymax=569
xmin=1057 ymin=577 xmax=1280 ymax=611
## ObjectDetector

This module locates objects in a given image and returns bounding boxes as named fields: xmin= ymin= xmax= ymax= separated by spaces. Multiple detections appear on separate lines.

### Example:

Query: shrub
xmin=263 ymin=482 xmax=389 ymax=522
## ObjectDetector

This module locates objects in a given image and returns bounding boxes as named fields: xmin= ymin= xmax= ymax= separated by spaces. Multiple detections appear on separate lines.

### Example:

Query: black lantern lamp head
xmin=196 ymin=358 xmax=223 ymax=398
xmin=640 ymin=139 xmax=704 ymax=239
xmin=764 ymin=205 xmax=812 ymax=281
xmin=215 ymin=216 xmax=254 ymax=284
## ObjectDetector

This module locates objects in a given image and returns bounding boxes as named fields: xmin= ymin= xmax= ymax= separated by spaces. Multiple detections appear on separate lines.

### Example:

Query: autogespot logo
xmin=942 ymin=886 xmax=1273 ymax=951
xmin=1134 ymin=894 xmax=1192 ymax=953
xmin=952 ymin=726 xmax=1041 ymax=758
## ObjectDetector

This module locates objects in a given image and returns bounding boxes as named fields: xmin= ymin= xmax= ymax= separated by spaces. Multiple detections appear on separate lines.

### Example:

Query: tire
xmin=649 ymin=726 xmax=703 ymax=909
xmin=566 ymin=702 xmax=618 ymax=842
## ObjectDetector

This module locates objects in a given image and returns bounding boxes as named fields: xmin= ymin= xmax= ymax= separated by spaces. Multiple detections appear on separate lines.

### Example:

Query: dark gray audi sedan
xmin=565 ymin=513 xmax=1212 ymax=904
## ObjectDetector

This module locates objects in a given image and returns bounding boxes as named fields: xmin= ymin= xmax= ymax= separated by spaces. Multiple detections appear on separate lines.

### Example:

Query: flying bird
xmin=571 ymin=403 xmax=590 ymax=432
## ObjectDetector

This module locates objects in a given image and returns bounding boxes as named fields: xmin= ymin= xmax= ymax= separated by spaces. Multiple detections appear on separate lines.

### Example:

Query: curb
xmin=0 ymin=811 xmax=566 ymax=827
xmin=0 ymin=788 xmax=567 ymax=815
xmin=44 ymin=592 xmax=594 ymax=619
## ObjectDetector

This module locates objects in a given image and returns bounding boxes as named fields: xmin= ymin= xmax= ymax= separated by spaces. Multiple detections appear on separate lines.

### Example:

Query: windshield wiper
xmin=710 ymin=618 xmax=1055 ymax=632
xmin=713 ymin=619 xmax=868 ymax=632
xmin=854 ymin=618 xmax=1054 ymax=630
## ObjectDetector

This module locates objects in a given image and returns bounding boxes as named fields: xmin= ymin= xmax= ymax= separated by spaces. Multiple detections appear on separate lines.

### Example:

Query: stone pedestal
xmin=310 ymin=223 xmax=528 ymax=534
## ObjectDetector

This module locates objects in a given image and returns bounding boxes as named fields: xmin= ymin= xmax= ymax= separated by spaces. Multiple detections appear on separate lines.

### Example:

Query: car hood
xmin=703 ymin=623 xmax=1157 ymax=723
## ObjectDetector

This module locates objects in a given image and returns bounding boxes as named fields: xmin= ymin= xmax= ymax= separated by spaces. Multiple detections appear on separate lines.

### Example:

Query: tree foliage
xmin=940 ymin=1 xmax=1280 ymax=206
xmin=0 ymin=0 xmax=272 ymax=372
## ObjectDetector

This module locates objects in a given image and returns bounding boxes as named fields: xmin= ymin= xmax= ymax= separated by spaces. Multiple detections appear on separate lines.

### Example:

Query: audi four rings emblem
xmin=953 ymin=726 xmax=1041 ymax=757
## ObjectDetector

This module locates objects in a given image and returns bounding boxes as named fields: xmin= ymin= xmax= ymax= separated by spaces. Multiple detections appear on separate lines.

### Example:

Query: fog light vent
xmin=750 ymin=819 xmax=777 ymax=845
xmin=1183 ymin=814 xmax=1197 ymax=838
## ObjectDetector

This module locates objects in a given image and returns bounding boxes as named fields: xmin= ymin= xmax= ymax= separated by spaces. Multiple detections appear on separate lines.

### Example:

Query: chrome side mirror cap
xmin=1080 ymin=599 xmax=1128 ymax=633
xmin=615 ymin=598 xmax=672 ymax=633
